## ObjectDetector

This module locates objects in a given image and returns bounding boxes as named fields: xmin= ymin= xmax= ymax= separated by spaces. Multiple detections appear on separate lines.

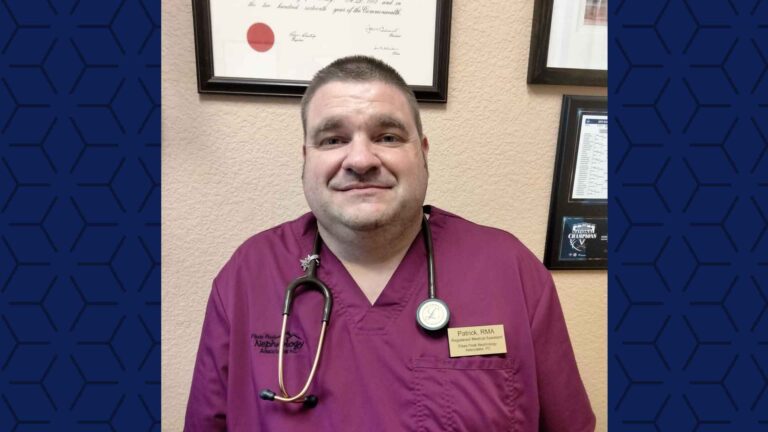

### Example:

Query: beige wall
xmin=162 ymin=0 xmax=607 ymax=430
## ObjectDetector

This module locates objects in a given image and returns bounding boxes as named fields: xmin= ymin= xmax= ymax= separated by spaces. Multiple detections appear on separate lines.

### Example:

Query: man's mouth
xmin=335 ymin=183 xmax=391 ymax=191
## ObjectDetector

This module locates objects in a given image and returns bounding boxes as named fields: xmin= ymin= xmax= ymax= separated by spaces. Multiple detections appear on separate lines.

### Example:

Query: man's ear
xmin=421 ymin=135 xmax=429 ymax=155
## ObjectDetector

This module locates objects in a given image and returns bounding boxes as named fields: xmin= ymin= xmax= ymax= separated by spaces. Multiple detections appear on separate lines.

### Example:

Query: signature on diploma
xmin=365 ymin=25 xmax=400 ymax=38
xmin=290 ymin=31 xmax=317 ymax=42
xmin=373 ymin=45 xmax=400 ymax=55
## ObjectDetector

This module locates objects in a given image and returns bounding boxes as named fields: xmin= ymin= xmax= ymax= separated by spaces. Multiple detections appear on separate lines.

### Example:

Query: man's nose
xmin=341 ymin=136 xmax=381 ymax=175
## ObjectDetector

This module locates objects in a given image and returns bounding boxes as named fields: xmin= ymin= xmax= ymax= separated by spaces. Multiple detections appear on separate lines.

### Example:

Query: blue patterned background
xmin=0 ymin=0 xmax=160 ymax=430
xmin=611 ymin=0 xmax=768 ymax=430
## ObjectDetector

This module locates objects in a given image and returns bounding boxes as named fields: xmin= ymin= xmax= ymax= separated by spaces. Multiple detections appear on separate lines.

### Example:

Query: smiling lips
xmin=335 ymin=183 xmax=392 ymax=192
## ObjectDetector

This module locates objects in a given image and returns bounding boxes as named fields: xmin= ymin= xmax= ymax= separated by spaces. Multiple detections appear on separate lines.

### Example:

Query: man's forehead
xmin=303 ymin=79 xmax=422 ymax=140
xmin=306 ymin=80 xmax=411 ymax=117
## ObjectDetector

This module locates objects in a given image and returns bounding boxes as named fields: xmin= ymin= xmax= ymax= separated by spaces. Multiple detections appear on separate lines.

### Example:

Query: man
xmin=185 ymin=55 xmax=595 ymax=431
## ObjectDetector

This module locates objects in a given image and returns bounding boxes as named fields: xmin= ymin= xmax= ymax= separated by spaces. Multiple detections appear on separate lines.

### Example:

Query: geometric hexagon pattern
xmin=611 ymin=0 xmax=768 ymax=430
xmin=0 ymin=0 xmax=159 ymax=430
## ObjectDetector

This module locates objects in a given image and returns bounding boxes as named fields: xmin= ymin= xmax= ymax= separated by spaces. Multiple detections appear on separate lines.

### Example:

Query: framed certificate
xmin=527 ymin=0 xmax=607 ymax=86
xmin=192 ymin=0 xmax=453 ymax=102
xmin=544 ymin=95 xmax=607 ymax=269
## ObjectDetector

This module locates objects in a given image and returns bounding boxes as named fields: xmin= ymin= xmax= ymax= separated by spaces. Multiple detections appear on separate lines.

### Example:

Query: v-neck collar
xmin=293 ymin=214 xmax=427 ymax=334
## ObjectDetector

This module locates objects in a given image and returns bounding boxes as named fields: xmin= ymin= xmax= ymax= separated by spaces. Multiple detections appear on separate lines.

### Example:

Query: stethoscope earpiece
xmin=259 ymin=389 xmax=319 ymax=409
xmin=302 ymin=395 xmax=319 ymax=409
xmin=259 ymin=389 xmax=276 ymax=401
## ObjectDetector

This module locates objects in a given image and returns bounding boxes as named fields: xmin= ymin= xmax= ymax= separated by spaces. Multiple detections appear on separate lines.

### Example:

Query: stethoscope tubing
xmin=275 ymin=317 xmax=328 ymax=403
xmin=260 ymin=232 xmax=332 ymax=406
xmin=421 ymin=214 xmax=437 ymax=299
xmin=261 ymin=209 xmax=441 ymax=408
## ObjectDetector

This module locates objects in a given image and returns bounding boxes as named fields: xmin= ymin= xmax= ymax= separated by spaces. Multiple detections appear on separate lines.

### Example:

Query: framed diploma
xmin=192 ymin=0 xmax=453 ymax=102
xmin=544 ymin=95 xmax=607 ymax=269
xmin=527 ymin=0 xmax=607 ymax=86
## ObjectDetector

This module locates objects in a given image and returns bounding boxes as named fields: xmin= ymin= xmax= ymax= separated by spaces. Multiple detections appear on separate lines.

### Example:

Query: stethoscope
xmin=259 ymin=210 xmax=451 ymax=408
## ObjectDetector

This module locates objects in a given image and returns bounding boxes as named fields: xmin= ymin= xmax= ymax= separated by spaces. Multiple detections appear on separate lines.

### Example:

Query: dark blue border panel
xmin=611 ymin=0 xmax=768 ymax=430
xmin=0 ymin=0 xmax=159 ymax=430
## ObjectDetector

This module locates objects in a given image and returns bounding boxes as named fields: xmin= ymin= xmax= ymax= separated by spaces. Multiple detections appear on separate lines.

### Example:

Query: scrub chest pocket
xmin=410 ymin=357 xmax=520 ymax=432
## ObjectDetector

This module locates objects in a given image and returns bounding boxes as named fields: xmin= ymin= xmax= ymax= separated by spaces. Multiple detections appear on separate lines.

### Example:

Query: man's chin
xmin=336 ymin=211 xmax=390 ymax=231
xmin=314 ymin=200 xmax=422 ymax=233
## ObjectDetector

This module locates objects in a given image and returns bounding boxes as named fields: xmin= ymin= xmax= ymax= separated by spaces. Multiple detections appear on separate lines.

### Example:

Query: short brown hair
xmin=300 ymin=55 xmax=423 ymax=138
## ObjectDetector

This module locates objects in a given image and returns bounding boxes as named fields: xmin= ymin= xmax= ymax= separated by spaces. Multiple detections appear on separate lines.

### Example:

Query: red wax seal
xmin=247 ymin=23 xmax=275 ymax=52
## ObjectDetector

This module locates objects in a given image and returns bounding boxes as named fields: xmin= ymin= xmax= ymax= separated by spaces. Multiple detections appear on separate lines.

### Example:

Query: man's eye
xmin=378 ymin=134 xmax=401 ymax=144
xmin=319 ymin=137 xmax=344 ymax=146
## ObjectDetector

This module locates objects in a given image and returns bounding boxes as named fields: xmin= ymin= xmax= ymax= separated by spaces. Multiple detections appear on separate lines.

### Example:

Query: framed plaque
xmin=544 ymin=95 xmax=607 ymax=269
xmin=192 ymin=0 xmax=452 ymax=102
xmin=527 ymin=0 xmax=607 ymax=86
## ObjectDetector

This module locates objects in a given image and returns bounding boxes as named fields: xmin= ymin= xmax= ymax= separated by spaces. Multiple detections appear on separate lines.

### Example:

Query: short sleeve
xmin=184 ymin=282 xmax=230 ymax=431
xmin=530 ymin=271 xmax=596 ymax=432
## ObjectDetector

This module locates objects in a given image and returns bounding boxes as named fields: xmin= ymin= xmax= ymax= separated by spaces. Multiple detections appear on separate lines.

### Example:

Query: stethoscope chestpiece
xmin=416 ymin=297 xmax=450 ymax=332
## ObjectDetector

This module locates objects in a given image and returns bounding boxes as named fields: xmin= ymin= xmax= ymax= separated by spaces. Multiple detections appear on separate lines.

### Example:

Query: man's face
xmin=302 ymin=80 xmax=429 ymax=232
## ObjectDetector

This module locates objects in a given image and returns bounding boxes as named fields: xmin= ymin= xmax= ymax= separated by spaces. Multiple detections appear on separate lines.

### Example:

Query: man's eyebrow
xmin=371 ymin=115 xmax=407 ymax=132
xmin=309 ymin=117 xmax=345 ymax=141
xmin=308 ymin=114 xmax=409 ymax=141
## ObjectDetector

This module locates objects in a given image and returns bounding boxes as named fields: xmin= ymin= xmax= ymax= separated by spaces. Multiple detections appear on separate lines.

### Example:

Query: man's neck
xmin=317 ymin=212 xmax=423 ymax=304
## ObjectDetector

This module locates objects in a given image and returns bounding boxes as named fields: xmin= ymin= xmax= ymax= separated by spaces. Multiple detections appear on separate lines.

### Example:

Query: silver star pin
xmin=300 ymin=254 xmax=320 ymax=271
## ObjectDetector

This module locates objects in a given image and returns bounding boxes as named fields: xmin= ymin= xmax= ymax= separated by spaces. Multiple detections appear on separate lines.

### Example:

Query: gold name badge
xmin=447 ymin=325 xmax=507 ymax=357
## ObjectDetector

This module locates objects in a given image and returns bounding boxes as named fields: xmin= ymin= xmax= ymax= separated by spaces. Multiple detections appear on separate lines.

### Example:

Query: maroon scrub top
xmin=185 ymin=207 xmax=595 ymax=431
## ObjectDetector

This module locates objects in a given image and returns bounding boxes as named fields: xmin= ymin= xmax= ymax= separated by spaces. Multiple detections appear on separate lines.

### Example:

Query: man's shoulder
xmin=215 ymin=212 xmax=315 ymax=278
xmin=235 ymin=212 xmax=314 ymax=256
xmin=430 ymin=207 xmax=531 ymax=253
xmin=430 ymin=206 xmax=548 ymax=274
xmin=431 ymin=207 xmax=554 ymax=306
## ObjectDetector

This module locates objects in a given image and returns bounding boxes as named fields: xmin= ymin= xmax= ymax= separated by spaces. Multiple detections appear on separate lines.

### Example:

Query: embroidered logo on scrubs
xmin=250 ymin=332 xmax=305 ymax=354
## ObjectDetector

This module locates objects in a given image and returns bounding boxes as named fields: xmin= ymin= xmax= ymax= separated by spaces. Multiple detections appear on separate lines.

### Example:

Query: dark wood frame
xmin=544 ymin=95 xmax=607 ymax=269
xmin=527 ymin=0 xmax=607 ymax=87
xmin=192 ymin=0 xmax=453 ymax=102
